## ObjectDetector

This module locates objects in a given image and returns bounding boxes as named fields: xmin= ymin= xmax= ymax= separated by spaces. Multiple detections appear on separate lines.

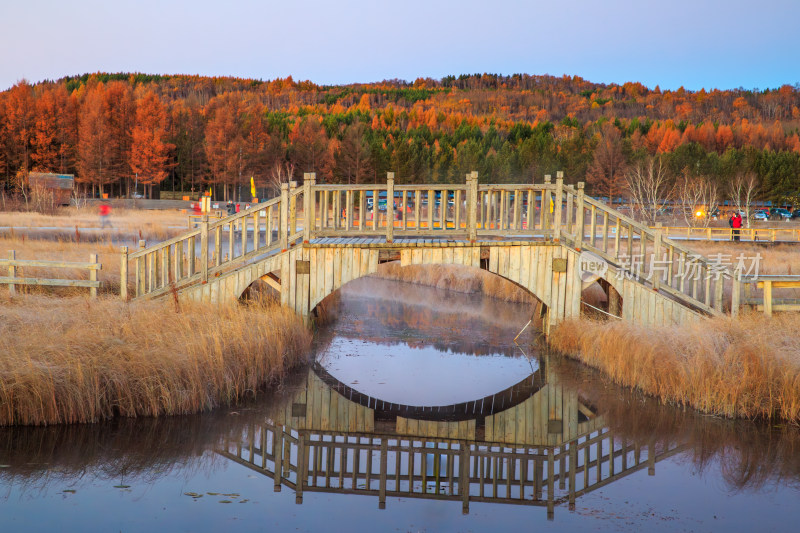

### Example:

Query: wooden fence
xmin=733 ymin=274 xmax=800 ymax=317
xmin=654 ymin=225 xmax=800 ymax=243
xmin=0 ymin=250 xmax=101 ymax=297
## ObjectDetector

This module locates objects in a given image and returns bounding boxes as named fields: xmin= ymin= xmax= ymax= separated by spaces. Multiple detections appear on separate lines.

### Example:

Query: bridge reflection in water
xmin=218 ymin=364 xmax=686 ymax=518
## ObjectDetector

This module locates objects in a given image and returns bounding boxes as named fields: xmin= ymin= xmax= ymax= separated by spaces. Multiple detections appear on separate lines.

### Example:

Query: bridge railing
xmin=127 ymin=171 xmax=740 ymax=315
xmin=546 ymin=174 xmax=728 ymax=315
xmin=124 ymin=181 xmax=307 ymax=299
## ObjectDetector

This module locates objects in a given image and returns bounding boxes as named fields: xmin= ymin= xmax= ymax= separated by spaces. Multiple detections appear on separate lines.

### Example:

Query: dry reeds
xmin=550 ymin=313 xmax=800 ymax=423
xmin=373 ymin=263 xmax=534 ymax=303
xmin=0 ymin=295 xmax=311 ymax=426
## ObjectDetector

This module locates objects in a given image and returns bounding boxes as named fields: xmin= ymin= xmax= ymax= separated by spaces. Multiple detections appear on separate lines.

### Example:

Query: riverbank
xmin=550 ymin=313 xmax=800 ymax=424
xmin=0 ymin=295 xmax=311 ymax=426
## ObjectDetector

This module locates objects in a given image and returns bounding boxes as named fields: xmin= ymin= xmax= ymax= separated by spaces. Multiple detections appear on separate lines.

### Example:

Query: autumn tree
xmin=1 ymin=81 xmax=34 ymax=186
xmin=205 ymin=93 xmax=245 ymax=200
xmin=332 ymin=120 xmax=372 ymax=184
xmin=130 ymin=91 xmax=172 ymax=198
xmin=288 ymin=117 xmax=330 ymax=175
xmin=77 ymin=83 xmax=115 ymax=196
xmin=586 ymin=122 xmax=626 ymax=201
xmin=170 ymin=97 xmax=207 ymax=194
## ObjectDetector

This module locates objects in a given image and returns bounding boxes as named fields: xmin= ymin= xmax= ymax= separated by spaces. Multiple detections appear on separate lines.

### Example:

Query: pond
xmin=1 ymin=276 xmax=798 ymax=532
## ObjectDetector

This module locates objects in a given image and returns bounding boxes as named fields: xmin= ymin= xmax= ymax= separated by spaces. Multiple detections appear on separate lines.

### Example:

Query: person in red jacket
xmin=730 ymin=211 xmax=742 ymax=241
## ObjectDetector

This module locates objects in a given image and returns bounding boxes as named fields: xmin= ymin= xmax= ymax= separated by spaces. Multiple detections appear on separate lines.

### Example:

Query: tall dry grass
xmin=0 ymin=295 xmax=312 ymax=426
xmin=550 ymin=313 xmax=800 ymax=424
xmin=373 ymin=263 xmax=534 ymax=303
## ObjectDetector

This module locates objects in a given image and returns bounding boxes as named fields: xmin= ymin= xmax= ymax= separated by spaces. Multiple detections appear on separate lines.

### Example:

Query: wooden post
xmin=280 ymin=182 xmax=289 ymax=251
xmin=8 ymin=250 xmax=15 ymax=296
xmin=137 ymin=240 xmax=146 ymax=297
xmin=553 ymin=172 xmax=564 ymax=242
xmin=763 ymin=280 xmax=773 ymax=317
xmin=543 ymin=174 xmax=552 ymax=231
xmin=289 ymin=180 xmax=298 ymax=239
xmin=386 ymin=172 xmax=395 ymax=243
xmin=379 ymin=439 xmax=388 ymax=509
xmin=120 ymin=246 xmax=128 ymax=300
xmin=468 ymin=171 xmax=478 ymax=242
xmin=714 ymin=269 xmax=724 ymax=312
xmin=575 ymin=182 xmax=585 ymax=248
xmin=652 ymin=223 xmax=662 ymax=291
xmin=304 ymin=173 xmax=315 ymax=243
xmin=89 ymin=253 xmax=98 ymax=298
xmin=731 ymin=267 xmax=741 ymax=317
xmin=200 ymin=215 xmax=209 ymax=283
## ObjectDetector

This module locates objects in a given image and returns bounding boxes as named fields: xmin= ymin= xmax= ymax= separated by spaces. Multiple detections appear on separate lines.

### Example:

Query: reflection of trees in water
xmin=314 ymin=277 xmax=540 ymax=358
xmin=548 ymin=353 xmax=800 ymax=492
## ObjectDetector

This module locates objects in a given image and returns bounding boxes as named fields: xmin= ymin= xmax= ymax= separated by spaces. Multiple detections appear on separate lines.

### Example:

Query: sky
xmin=1 ymin=0 xmax=799 ymax=92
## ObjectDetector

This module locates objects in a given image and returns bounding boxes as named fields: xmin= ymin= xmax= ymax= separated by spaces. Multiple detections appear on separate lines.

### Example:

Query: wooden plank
xmin=333 ymin=247 xmax=342 ymax=294
xmin=324 ymin=247 xmax=335 ymax=302
xmin=489 ymin=246 xmax=499 ymax=274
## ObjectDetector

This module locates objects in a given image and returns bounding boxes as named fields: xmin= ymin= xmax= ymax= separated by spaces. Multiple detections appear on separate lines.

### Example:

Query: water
xmin=1 ymin=277 xmax=798 ymax=532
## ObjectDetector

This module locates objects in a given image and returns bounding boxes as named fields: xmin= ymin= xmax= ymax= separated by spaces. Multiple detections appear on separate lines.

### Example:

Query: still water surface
xmin=1 ymin=277 xmax=798 ymax=532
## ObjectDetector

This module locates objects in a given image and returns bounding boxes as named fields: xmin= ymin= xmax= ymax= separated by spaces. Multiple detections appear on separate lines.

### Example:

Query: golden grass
xmin=0 ymin=206 xmax=186 ymax=231
xmin=0 ymin=295 xmax=312 ymax=426
xmin=373 ymin=263 xmax=534 ymax=304
xmin=550 ymin=313 xmax=800 ymax=424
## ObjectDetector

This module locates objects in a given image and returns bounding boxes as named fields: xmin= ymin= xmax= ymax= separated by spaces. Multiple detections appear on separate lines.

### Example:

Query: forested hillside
xmin=1 ymin=72 xmax=799 ymax=202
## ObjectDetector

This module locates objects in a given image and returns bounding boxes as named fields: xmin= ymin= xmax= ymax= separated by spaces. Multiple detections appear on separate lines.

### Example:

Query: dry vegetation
xmin=0 ymin=295 xmax=312 ymax=426
xmin=550 ymin=313 xmax=800 ymax=424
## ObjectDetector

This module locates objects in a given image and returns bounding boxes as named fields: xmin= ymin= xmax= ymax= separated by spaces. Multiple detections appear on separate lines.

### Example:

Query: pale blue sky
xmin=2 ymin=0 xmax=798 ymax=91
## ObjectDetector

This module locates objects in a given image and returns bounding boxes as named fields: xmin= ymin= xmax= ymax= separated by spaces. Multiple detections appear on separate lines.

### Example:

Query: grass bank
xmin=0 ymin=295 xmax=311 ymax=426
xmin=550 ymin=313 xmax=800 ymax=424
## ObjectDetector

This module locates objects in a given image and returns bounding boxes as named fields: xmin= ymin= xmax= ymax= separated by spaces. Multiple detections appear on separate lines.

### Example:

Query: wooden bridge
xmin=123 ymin=171 xmax=748 ymax=330
xmin=217 ymin=364 xmax=687 ymax=517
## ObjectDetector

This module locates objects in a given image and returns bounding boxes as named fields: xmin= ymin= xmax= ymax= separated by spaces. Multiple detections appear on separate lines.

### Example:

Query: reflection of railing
xmin=219 ymin=422 xmax=687 ymax=517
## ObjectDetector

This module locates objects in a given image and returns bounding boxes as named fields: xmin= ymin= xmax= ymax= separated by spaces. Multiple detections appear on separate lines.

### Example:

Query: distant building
xmin=27 ymin=172 xmax=74 ymax=205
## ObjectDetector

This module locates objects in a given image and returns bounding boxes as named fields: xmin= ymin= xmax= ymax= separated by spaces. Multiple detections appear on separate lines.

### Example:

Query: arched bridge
xmin=123 ymin=172 xmax=737 ymax=330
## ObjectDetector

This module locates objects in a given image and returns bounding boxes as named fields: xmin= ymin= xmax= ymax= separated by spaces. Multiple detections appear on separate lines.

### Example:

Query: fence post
xmin=543 ymin=174 xmax=552 ymax=232
xmin=137 ymin=240 xmax=146 ymax=297
xmin=89 ymin=253 xmax=98 ymax=298
xmin=468 ymin=172 xmax=478 ymax=242
xmin=575 ymin=182 xmax=585 ymax=248
xmin=280 ymin=182 xmax=289 ymax=251
xmin=553 ymin=172 xmax=564 ymax=242
xmin=652 ymin=223 xmax=662 ymax=291
xmin=120 ymin=246 xmax=128 ymax=301
xmin=8 ymin=250 xmax=15 ymax=296
xmin=200 ymin=215 xmax=209 ymax=283
xmin=289 ymin=181 xmax=298 ymax=240
xmin=731 ymin=267 xmax=741 ymax=317
xmin=303 ymin=172 xmax=316 ymax=243
xmin=386 ymin=172 xmax=395 ymax=243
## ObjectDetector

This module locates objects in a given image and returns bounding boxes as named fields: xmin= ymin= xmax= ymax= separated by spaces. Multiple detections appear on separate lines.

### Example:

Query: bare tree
xmin=728 ymin=172 xmax=759 ymax=228
xmin=676 ymin=174 xmax=719 ymax=228
xmin=624 ymin=156 xmax=673 ymax=225
xmin=267 ymin=160 xmax=295 ymax=198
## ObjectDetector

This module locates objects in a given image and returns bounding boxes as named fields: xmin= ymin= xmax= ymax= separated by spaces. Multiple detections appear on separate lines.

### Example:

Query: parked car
xmin=769 ymin=208 xmax=792 ymax=221
xmin=752 ymin=209 xmax=769 ymax=221
xmin=792 ymin=209 xmax=800 ymax=219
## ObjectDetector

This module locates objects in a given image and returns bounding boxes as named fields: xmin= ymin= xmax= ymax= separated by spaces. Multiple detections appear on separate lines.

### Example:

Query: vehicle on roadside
xmin=792 ymin=209 xmax=800 ymax=219
xmin=769 ymin=207 xmax=792 ymax=221
xmin=752 ymin=209 xmax=769 ymax=221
